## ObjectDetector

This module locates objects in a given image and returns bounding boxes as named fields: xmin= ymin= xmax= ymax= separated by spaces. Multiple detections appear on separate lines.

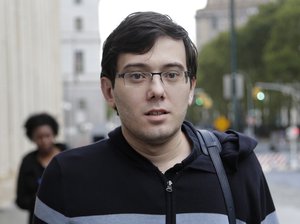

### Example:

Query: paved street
xmin=265 ymin=171 xmax=300 ymax=224
xmin=255 ymin=139 xmax=300 ymax=223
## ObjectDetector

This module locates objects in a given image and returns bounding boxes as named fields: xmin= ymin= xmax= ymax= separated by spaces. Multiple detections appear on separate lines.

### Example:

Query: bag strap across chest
xmin=196 ymin=129 xmax=236 ymax=224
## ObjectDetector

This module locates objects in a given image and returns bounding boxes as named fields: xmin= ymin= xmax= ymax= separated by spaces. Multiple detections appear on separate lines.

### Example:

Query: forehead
xmin=32 ymin=125 xmax=54 ymax=137
xmin=117 ymin=36 xmax=187 ymax=72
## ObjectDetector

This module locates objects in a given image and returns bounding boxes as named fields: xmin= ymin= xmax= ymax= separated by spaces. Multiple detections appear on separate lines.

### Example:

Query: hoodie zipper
xmin=165 ymin=180 xmax=175 ymax=224
xmin=166 ymin=180 xmax=173 ymax=192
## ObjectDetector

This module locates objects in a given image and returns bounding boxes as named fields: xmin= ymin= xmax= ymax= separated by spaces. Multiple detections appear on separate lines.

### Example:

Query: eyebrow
xmin=122 ymin=62 xmax=186 ymax=71
xmin=122 ymin=63 xmax=148 ymax=70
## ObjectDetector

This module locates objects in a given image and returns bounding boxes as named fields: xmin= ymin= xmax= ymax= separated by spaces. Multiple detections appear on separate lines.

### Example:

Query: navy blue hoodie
xmin=33 ymin=121 xmax=278 ymax=224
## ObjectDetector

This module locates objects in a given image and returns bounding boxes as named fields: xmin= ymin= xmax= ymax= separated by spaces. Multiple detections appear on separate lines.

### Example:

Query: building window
xmin=211 ymin=16 xmax=218 ymax=30
xmin=74 ymin=17 xmax=83 ymax=31
xmin=78 ymin=99 xmax=87 ymax=110
xmin=74 ymin=0 xmax=82 ymax=4
xmin=74 ymin=51 xmax=84 ymax=74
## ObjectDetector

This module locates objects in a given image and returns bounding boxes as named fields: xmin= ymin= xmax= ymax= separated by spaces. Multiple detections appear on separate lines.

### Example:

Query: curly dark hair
xmin=24 ymin=113 xmax=59 ymax=140
xmin=100 ymin=11 xmax=198 ymax=86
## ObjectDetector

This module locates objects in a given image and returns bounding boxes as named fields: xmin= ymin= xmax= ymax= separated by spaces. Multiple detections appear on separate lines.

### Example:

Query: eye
xmin=125 ymin=72 xmax=147 ymax=83
xmin=163 ymin=71 xmax=180 ymax=81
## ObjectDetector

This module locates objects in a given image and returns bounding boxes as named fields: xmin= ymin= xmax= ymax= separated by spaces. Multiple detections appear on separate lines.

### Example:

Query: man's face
xmin=102 ymin=36 xmax=196 ymax=145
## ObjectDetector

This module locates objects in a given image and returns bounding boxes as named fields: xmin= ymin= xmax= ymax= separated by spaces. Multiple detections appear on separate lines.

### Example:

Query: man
xmin=33 ymin=12 xmax=278 ymax=224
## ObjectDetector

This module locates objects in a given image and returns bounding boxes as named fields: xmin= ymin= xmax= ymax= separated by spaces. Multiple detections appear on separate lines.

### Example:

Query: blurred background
xmin=0 ymin=0 xmax=299 ymax=223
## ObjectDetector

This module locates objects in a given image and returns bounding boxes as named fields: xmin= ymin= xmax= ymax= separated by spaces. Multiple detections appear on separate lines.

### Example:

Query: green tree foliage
xmin=192 ymin=0 xmax=300 ymax=130
xmin=197 ymin=32 xmax=231 ymax=116
xmin=238 ymin=2 xmax=278 ymax=82
xmin=264 ymin=0 xmax=300 ymax=81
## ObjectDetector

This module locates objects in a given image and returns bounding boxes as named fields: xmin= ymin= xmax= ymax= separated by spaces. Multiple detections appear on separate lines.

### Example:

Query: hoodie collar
xmin=107 ymin=122 xmax=257 ymax=173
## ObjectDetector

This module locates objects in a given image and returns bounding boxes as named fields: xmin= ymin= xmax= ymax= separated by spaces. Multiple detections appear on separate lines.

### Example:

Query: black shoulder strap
xmin=196 ymin=130 xmax=236 ymax=224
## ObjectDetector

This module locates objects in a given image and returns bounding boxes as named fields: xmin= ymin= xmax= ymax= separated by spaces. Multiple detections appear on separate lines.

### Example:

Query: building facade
xmin=0 ymin=0 xmax=63 ymax=206
xmin=195 ymin=0 xmax=271 ymax=50
xmin=61 ymin=0 xmax=107 ymax=147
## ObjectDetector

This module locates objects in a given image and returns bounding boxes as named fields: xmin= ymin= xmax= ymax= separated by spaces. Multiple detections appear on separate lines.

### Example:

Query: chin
xmin=39 ymin=146 xmax=53 ymax=152
xmin=141 ymin=127 xmax=177 ymax=144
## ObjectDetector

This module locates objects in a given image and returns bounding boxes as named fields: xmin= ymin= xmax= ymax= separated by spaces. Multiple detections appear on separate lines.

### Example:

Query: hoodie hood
xmin=213 ymin=129 xmax=257 ymax=171
xmin=183 ymin=121 xmax=257 ymax=173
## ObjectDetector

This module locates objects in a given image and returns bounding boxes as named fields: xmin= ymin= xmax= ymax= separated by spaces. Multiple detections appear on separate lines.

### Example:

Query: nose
xmin=39 ymin=136 xmax=52 ymax=149
xmin=146 ymin=75 xmax=166 ymax=100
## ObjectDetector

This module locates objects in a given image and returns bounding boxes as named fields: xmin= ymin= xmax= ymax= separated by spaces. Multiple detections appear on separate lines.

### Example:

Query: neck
xmin=38 ymin=146 xmax=57 ymax=157
xmin=125 ymin=130 xmax=191 ymax=173
xmin=37 ymin=146 xmax=60 ymax=168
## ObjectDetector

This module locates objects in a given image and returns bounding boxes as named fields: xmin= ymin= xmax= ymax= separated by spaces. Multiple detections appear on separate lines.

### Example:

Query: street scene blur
xmin=1 ymin=0 xmax=299 ymax=223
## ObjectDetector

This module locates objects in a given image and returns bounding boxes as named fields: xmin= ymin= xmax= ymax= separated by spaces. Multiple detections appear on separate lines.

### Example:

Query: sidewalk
xmin=0 ymin=175 xmax=27 ymax=223
xmin=0 ymin=174 xmax=28 ymax=223
xmin=0 ymin=175 xmax=16 ymax=209
xmin=0 ymin=204 xmax=27 ymax=223
xmin=265 ymin=170 xmax=300 ymax=224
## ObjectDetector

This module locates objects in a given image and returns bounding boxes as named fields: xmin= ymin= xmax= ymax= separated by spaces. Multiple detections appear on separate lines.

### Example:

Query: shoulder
xmin=17 ymin=150 xmax=40 ymax=174
xmin=54 ymin=142 xmax=69 ymax=151
xmin=52 ymin=138 xmax=115 ymax=171
xmin=39 ymin=140 xmax=112 ymax=185
xmin=22 ymin=149 xmax=37 ymax=159
xmin=20 ymin=150 xmax=38 ymax=165
xmin=212 ymin=130 xmax=258 ymax=171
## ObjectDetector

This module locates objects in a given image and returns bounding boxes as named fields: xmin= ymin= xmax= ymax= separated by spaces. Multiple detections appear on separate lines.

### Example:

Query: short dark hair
xmin=100 ymin=11 xmax=198 ymax=86
xmin=24 ymin=113 xmax=59 ymax=140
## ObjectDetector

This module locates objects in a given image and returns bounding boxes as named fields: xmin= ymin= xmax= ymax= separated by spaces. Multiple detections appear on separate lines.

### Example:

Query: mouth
xmin=145 ymin=110 xmax=169 ymax=116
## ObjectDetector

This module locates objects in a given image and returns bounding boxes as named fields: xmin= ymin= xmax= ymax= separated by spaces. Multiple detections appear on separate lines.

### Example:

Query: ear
xmin=188 ymin=78 xmax=197 ymax=105
xmin=101 ymin=77 xmax=116 ymax=109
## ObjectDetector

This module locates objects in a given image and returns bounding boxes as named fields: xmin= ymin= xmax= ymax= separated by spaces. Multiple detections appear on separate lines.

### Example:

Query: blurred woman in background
xmin=16 ymin=113 xmax=67 ymax=224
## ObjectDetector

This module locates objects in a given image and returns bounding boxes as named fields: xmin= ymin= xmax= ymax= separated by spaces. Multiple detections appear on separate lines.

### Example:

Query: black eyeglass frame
xmin=116 ymin=71 xmax=191 ymax=85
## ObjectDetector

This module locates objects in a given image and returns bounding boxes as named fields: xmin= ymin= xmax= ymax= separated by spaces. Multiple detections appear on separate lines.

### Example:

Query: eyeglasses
xmin=116 ymin=71 xmax=190 ymax=87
